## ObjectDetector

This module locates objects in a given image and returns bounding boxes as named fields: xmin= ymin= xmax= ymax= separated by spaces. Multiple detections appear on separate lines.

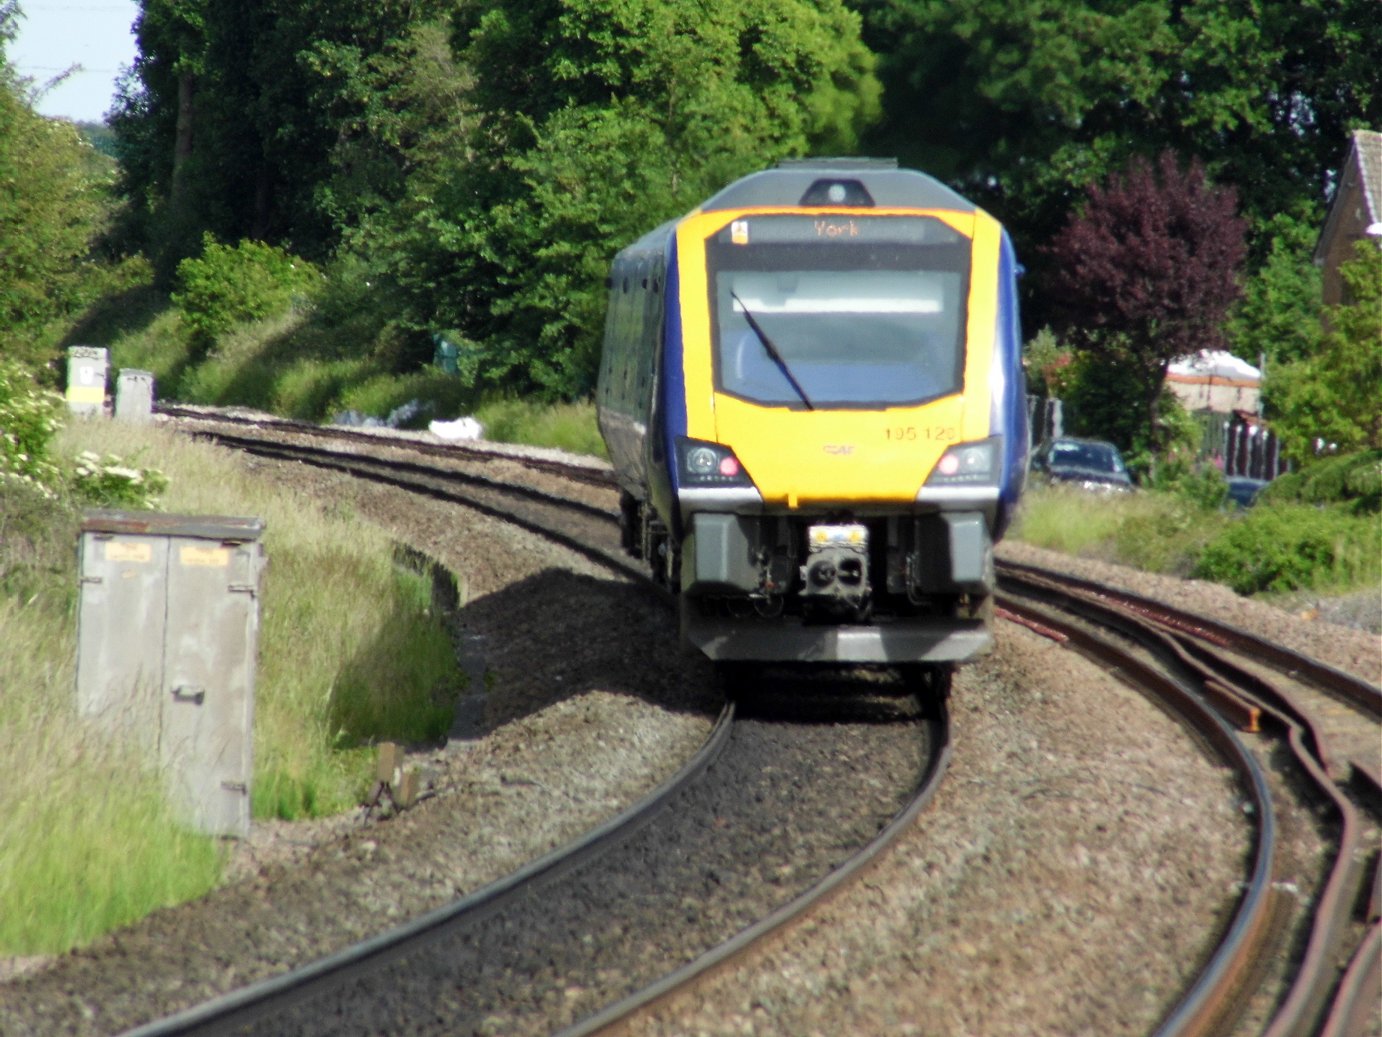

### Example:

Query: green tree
xmin=419 ymin=0 xmax=881 ymax=398
xmin=1227 ymin=212 xmax=1324 ymax=367
xmin=1265 ymin=241 xmax=1382 ymax=460
xmin=853 ymin=0 xmax=1380 ymax=311
xmin=113 ymin=0 xmax=448 ymax=276
xmin=0 ymin=3 xmax=116 ymax=361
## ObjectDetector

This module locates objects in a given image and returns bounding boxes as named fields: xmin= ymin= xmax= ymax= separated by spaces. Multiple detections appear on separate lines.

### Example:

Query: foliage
xmin=1021 ymin=327 xmax=1076 ymax=399
xmin=171 ymin=235 xmax=323 ymax=346
xmin=113 ymin=0 xmax=880 ymax=399
xmin=1143 ymin=455 xmax=1229 ymax=511
xmin=0 ymin=359 xmax=65 ymax=492
xmin=112 ymin=0 xmax=451 ymax=275
xmin=471 ymin=396 xmax=606 ymax=458
xmin=1016 ymin=478 xmax=1380 ymax=596
xmin=1192 ymin=503 xmax=1381 ymax=595
xmin=1263 ymin=241 xmax=1382 ymax=461
xmin=1226 ymin=212 xmax=1323 ymax=366
xmin=855 ymin=0 xmax=1380 ymax=272
xmin=1261 ymin=449 xmax=1382 ymax=513
xmin=1044 ymin=151 xmax=1247 ymax=454
xmin=362 ymin=0 xmax=882 ymax=399
xmin=1012 ymin=483 xmax=1226 ymax=575
xmin=0 ymin=8 xmax=118 ymax=362
xmin=71 ymin=450 xmax=170 ymax=509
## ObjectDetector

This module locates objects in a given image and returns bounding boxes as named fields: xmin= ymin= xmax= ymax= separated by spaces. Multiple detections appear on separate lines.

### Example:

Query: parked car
xmin=1226 ymin=476 xmax=1269 ymax=509
xmin=1029 ymin=437 xmax=1134 ymax=492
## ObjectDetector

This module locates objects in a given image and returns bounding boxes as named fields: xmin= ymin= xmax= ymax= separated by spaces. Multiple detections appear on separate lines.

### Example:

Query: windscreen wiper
xmin=730 ymin=291 xmax=815 ymax=411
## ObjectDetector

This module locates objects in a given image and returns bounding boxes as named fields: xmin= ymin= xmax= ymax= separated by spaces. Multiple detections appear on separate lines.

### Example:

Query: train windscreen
xmin=706 ymin=215 xmax=971 ymax=408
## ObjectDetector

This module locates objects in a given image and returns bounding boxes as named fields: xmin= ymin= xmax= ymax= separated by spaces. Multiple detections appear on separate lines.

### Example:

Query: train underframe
xmin=620 ymin=491 xmax=995 ymax=664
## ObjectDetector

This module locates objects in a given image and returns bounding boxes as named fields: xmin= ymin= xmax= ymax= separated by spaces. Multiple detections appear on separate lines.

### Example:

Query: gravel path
xmin=2 ymin=434 xmax=1377 ymax=1036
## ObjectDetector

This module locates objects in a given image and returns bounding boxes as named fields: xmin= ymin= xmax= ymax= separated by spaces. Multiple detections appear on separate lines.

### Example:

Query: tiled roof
xmin=1354 ymin=129 xmax=1382 ymax=226
xmin=1313 ymin=129 xmax=1382 ymax=263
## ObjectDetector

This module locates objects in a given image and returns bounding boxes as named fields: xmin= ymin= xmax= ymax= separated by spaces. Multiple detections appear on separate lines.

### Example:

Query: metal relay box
xmin=65 ymin=346 xmax=108 ymax=415
xmin=76 ymin=510 xmax=266 ymax=837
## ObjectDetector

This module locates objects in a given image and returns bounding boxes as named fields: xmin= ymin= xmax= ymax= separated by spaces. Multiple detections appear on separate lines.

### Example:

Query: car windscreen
xmin=1049 ymin=441 xmax=1126 ymax=474
xmin=705 ymin=215 xmax=971 ymax=408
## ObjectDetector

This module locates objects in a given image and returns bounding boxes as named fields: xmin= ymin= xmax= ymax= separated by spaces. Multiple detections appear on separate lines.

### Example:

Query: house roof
xmin=1315 ymin=129 xmax=1382 ymax=261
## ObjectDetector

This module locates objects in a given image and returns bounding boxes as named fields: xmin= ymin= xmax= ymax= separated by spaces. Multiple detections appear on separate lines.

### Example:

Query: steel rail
xmin=189 ymin=427 xmax=619 ymax=528
xmin=555 ymin=693 xmax=953 ymax=1037
xmin=1001 ymin=566 xmax=1382 ymax=1037
xmin=143 ymin=418 xmax=951 ymax=1037
xmin=998 ymin=558 xmax=1381 ymax=715
xmin=161 ymin=411 xmax=1367 ymax=1034
xmin=158 ymin=403 xmax=619 ymax=489
xmin=119 ymin=702 xmax=736 ymax=1037
xmin=1137 ymin=626 xmax=1378 ymax=1036
xmin=184 ymin=430 xmax=635 ymax=581
xmin=995 ymin=589 xmax=1279 ymax=1037
xmin=1320 ymin=919 xmax=1381 ymax=1037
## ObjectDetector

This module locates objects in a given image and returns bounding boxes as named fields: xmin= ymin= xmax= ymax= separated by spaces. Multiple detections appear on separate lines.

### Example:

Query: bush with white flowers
xmin=0 ymin=360 xmax=64 ymax=493
xmin=71 ymin=450 xmax=170 ymax=509
xmin=0 ymin=360 xmax=169 ymax=509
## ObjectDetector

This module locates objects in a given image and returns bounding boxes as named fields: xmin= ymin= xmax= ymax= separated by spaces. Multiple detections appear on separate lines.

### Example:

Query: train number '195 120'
xmin=886 ymin=425 xmax=956 ymax=442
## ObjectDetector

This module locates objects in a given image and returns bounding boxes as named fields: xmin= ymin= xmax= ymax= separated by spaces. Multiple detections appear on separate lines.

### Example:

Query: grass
xmin=1011 ymin=483 xmax=1381 ymax=597
xmin=471 ymin=396 xmax=606 ymax=457
xmin=89 ymin=289 xmax=608 ymax=457
xmin=0 ymin=420 xmax=464 ymax=956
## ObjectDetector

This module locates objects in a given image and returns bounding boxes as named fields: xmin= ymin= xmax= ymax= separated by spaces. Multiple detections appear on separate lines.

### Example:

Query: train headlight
xmin=687 ymin=446 xmax=718 ymax=476
xmin=676 ymin=437 xmax=754 ymax=487
xmin=926 ymin=439 xmax=999 ymax=486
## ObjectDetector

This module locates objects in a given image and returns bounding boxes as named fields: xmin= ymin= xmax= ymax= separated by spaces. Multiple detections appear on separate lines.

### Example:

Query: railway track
xmin=71 ymin=409 xmax=1380 ymax=1034
xmin=115 ymin=412 xmax=948 ymax=1036
xmin=998 ymin=565 xmax=1381 ymax=1037
xmin=123 ymin=673 xmax=947 ymax=1035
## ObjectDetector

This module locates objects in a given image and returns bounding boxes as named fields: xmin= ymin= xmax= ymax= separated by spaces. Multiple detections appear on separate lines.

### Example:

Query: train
xmin=596 ymin=159 xmax=1027 ymax=666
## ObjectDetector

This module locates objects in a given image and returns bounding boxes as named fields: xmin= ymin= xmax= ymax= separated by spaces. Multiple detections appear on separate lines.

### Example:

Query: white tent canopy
xmin=1168 ymin=350 xmax=1261 ymax=383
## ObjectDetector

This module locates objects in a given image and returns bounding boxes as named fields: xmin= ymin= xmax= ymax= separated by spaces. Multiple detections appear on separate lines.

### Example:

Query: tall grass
xmin=0 ymin=616 xmax=222 ymax=951
xmin=0 ymin=487 xmax=223 ymax=954
xmin=1008 ymin=485 xmax=1140 ymax=559
xmin=102 ymin=298 xmax=609 ymax=457
xmin=0 ymin=421 xmax=463 ymax=955
xmin=1012 ymin=484 xmax=1381 ymax=595
xmin=471 ymin=396 xmax=606 ymax=457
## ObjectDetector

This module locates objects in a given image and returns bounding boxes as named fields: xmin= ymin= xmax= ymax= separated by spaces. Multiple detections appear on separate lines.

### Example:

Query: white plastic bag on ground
xmin=429 ymin=416 xmax=484 ymax=441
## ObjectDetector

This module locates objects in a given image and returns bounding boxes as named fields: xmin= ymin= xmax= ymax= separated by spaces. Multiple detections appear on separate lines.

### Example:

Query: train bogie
xmin=596 ymin=159 xmax=1027 ymax=664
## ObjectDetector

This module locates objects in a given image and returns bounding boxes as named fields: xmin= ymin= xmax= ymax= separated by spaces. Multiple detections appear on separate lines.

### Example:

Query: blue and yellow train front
xmin=659 ymin=192 xmax=1026 ymax=663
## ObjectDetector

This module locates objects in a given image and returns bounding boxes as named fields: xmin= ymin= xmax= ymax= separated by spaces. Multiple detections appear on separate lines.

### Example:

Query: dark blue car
xmin=1226 ymin=476 xmax=1268 ymax=508
xmin=1029 ymin=437 xmax=1134 ymax=492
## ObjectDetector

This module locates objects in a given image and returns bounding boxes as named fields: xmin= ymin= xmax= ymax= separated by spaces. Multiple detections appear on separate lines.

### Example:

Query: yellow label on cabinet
xmin=105 ymin=541 xmax=152 ymax=564
xmin=179 ymin=545 xmax=231 ymax=568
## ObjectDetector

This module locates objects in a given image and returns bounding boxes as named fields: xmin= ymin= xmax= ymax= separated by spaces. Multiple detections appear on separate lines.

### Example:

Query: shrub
xmin=0 ymin=359 xmax=64 ymax=492
xmin=1262 ymin=449 xmax=1382 ymax=514
xmin=172 ymin=236 xmax=323 ymax=347
xmin=71 ymin=451 xmax=170 ymax=509
xmin=1146 ymin=459 xmax=1229 ymax=511
xmin=471 ymin=396 xmax=606 ymax=457
xmin=1192 ymin=503 xmax=1381 ymax=594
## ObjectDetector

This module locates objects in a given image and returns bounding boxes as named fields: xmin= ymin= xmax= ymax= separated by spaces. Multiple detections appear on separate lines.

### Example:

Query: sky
xmin=7 ymin=0 xmax=141 ymax=123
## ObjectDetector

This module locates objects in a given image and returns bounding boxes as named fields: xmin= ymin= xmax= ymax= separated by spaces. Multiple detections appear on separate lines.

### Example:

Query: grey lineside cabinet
xmin=76 ymin=510 xmax=266 ymax=838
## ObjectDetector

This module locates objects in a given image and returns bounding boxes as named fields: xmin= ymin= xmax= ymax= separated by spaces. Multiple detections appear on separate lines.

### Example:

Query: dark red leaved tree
xmin=1045 ymin=151 xmax=1247 ymax=453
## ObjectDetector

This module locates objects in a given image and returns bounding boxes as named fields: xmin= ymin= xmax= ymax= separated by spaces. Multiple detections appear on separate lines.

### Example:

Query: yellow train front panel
xmin=674 ymin=205 xmax=1004 ymax=509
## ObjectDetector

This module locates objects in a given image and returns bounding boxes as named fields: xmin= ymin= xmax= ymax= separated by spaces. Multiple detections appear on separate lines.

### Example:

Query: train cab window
xmin=705 ymin=215 xmax=971 ymax=408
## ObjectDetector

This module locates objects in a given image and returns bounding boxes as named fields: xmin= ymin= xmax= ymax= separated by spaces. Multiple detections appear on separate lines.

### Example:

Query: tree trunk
xmin=171 ymin=71 xmax=195 ymax=202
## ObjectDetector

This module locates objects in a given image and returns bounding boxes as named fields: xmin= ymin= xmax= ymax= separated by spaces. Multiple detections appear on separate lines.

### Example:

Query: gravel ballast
xmin=2 ymin=435 xmax=1377 ymax=1037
